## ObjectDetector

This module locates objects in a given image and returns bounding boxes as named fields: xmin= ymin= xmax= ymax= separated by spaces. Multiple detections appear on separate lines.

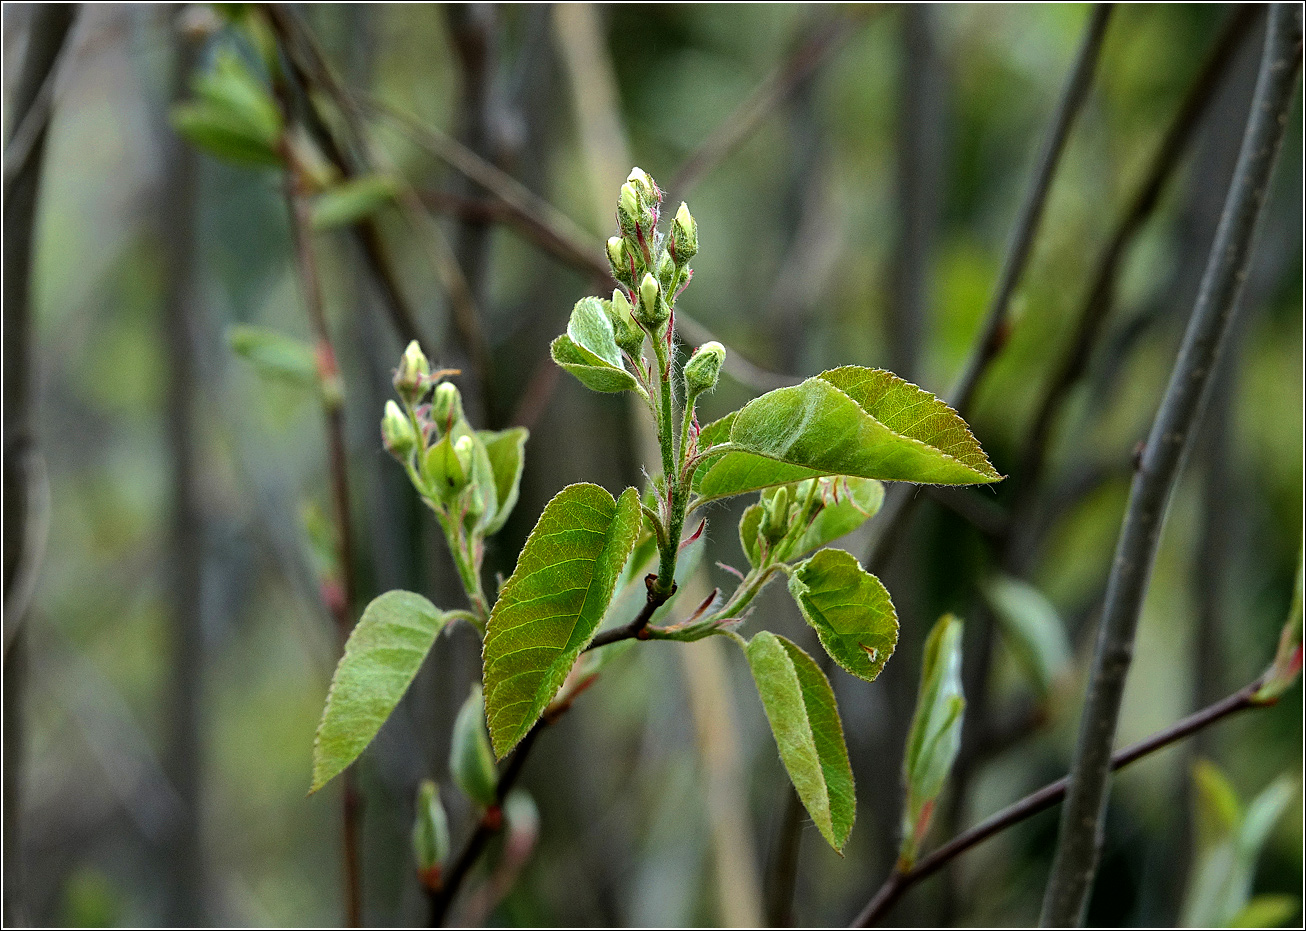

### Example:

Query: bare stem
xmin=1039 ymin=8 xmax=1302 ymax=923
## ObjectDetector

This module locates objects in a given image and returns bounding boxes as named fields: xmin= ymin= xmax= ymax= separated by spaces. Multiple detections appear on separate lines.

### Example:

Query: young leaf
xmin=228 ymin=324 xmax=319 ymax=387
xmin=311 ymin=175 xmax=400 ymax=231
xmin=1254 ymin=548 xmax=1303 ymax=704
xmin=787 ymin=548 xmax=898 ymax=682
xmin=551 ymin=336 xmax=639 ymax=393
xmin=478 ymin=427 xmax=529 ymax=534
xmin=745 ymin=631 xmax=855 ymax=852
xmin=172 ymin=49 xmax=282 ymax=167
xmin=483 ymin=484 xmax=642 ymax=758
xmin=693 ymin=368 xmax=1000 ymax=506
xmin=450 ymin=685 xmax=498 ymax=808
xmin=900 ymin=613 xmax=965 ymax=868
xmin=568 ymin=296 xmax=624 ymax=368
xmin=981 ymin=575 xmax=1071 ymax=697
xmin=311 ymin=591 xmax=449 ymax=793
xmin=781 ymin=477 xmax=884 ymax=562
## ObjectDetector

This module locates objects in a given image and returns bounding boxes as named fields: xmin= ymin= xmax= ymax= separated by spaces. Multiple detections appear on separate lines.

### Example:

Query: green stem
xmin=652 ymin=335 xmax=683 ymax=597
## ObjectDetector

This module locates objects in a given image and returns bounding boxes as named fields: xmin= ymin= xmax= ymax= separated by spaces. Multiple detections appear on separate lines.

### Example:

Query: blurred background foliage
xmin=3 ymin=2 xmax=1301 ymax=927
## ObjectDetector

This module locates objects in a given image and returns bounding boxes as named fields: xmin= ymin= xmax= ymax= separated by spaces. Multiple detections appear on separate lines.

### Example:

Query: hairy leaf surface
xmin=312 ymin=590 xmax=448 ymax=793
xmin=788 ymin=548 xmax=898 ymax=682
xmin=483 ymin=483 xmax=641 ymax=757
xmin=746 ymin=631 xmax=855 ymax=852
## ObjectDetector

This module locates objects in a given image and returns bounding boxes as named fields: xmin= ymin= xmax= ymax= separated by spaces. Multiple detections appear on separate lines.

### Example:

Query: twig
xmin=669 ymin=6 xmax=881 ymax=197
xmin=949 ymin=3 xmax=1114 ymax=416
xmin=1014 ymin=4 xmax=1261 ymax=505
xmin=281 ymin=129 xmax=365 ymax=927
xmin=853 ymin=677 xmax=1268 ymax=927
xmin=2 ymin=5 xmax=80 ymax=925
xmin=1040 ymin=8 xmax=1302 ymax=923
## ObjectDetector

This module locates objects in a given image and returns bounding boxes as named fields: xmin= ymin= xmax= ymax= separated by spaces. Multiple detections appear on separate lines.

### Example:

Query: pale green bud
xmin=762 ymin=486 xmax=790 ymax=544
xmin=381 ymin=400 xmax=417 ymax=458
xmin=607 ymin=236 xmax=634 ymax=287
xmin=684 ymin=341 xmax=725 ymax=396
xmin=412 ymin=779 xmax=450 ymax=878
xmin=607 ymin=290 xmax=645 ymax=356
xmin=453 ymin=434 xmax=475 ymax=475
xmin=671 ymin=202 xmax=698 ymax=264
xmin=394 ymin=340 xmax=430 ymax=401
xmin=450 ymin=685 xmax=498 ymax=808
xmin=619 ymin=182 xmax=641 ymax=223
xmin=634 ymin=272 xmax=667 ymax=329
xmin=431 ymin=381 xmax=463 ymax=430
xmin=627 ymin=166 xmax=654 ymax=198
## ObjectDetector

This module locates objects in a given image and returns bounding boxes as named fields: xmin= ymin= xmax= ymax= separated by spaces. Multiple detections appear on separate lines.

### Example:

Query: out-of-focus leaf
xmin=1180 ymin=761 xmax=1298 ymax=927
xmin=982 ymin=575 xmax=1071 ymax=696
xmin=744 ymin=631 xmax=855 ymax=852
xmin=412 ymin=779 xmax=450 ymax=880
xmin=1227 ymin=894 xmax=1299 ymax=928
xmin=311 ymin=591 xmax=449 ymax=792
xmin=172 ymin=49 xmax=282 ymax=166
xmin=228 ymin=324 xmax=318 ymax=387
xmin=311 ymin=175 xmax=400 ymax=230
xmin=787 ymin=548 xmax=898 ymax=682
xmin=900 ymin=614 xmax=965 ymax=868
xmin=692 ymin=367 xmax=1000 ymax=506
xmin=478 ymin=427 xmax=529 ymax=534
xmin=1254 ymin=549 xmax=1303 ymax=704
xmin=483 ymin=484 xmax=641 ymax=758
xmin=450 ymin=685 xmax=498 ymax=808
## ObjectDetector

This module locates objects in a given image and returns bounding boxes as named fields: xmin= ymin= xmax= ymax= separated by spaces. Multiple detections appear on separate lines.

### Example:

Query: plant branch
xmin=281 ymin=136 xmax=365 ymax=928
xmin=1014 ymin=3 xmax=1261 ymax=505
xmin=669 ymin=6 xmax=881 ymax=197
xmin=852 ymin=677 xmax=1269 ymax=927
xmin=1039 ymin=8 xmax=1301 ymax=923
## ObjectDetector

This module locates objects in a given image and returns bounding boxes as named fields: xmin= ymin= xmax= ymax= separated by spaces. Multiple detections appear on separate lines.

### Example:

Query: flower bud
xmin=431 ymin=381 xmax=463 ymax=431
xmin=762 ymin=486 xmax=790 ymax=544
xmin=671 ymin=202 xmax=698 ymax=264
xmin=684 ymin=341 xmax=725 ymax=396
xmin=607 ymin=236 xmax=634 ymax=287
xmin=381 ymin=400 xmax=418 ymax=458
xmin=422 ymin=434 xmax=469 ymax=502
xmin=607 ymin=290 xmax=645 ymax=356
xmin=627 ymin=166 xmax=657 ymax=201
xmin=634 ymin=272 xmax=667 ymax=330
xmin=453 ymin=434 xmax=475 ymax=475
xmin=617 ymin=181 xmax=642 ymax=238
xmin=450 ymin=685 xmax=498 ymax=808
xmin=394 ymin=340 xmax=430 ymax=402
xmin=412 ymin=779 xmax=450 ymax=884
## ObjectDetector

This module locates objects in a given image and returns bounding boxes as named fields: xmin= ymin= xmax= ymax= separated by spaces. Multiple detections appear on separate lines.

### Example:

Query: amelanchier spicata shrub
xmin=310 ymin=168 xmax=1002 ymax=865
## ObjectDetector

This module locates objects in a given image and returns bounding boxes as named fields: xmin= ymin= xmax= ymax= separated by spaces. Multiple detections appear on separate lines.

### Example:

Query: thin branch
xmin=669 ymin=6 xmax=881 ymax=197
xmin=1014 ymin=3 xmax=1262 ymax=505
xmin=1040 ymin=8 xmax=1302 ymax=923
xmin=949 ymin=3 xmax=1114 ymax=416
xmin=852 ymin=677 xmax=1268 ymax=927
xmin=281 ymin=125 xmax=365 ymax=927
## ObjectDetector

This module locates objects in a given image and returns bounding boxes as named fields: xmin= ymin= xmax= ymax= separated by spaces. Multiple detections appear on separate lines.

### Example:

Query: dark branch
xmin=1040 ymin=8 xmax=1302 ymax=923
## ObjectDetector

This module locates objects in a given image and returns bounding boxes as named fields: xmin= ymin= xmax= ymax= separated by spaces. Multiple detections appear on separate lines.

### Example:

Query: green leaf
xmin=787 ymin=548 xmax=898 ymax=682
xmin=450 ymin=685 xmax=498 ymax=808
xmin=311 ymin=175 xmax=400 ymax=231
xmin=739 ymin=502 xmax=764 ymax=569
xmin=1228 ymin=895 xmax=1299 ymax=928
xmin=478 ymin=427 xmax=529 ymax=534
xmin=782 ymin=477 xmax=884 ymax=562
xmin=551 ymin=336 xmax=639 ymax=393
xmin=172 ymin=49 xmax=282 ymax=167
xmin=568 ymin=296 xmax=624 ymax=368
xmin=900 ymin=614 xmax=965 ymax=867
xmin=1181 ymin=763 xmax=1298 ymax=927
xmin=981 ymin=575 xmax=1071 ymax=697
xmin=745 ymin=631 xmax=855 ymax=852
xmin=693 ymin=367 xmax=1000 ymax=506
xmin=228 ymin=324 xmax=318 ymax=387
xmin=483 ymin=484 xmax=642 ymax=758
xmin=311 ymin=591 xmax=449 ymax=793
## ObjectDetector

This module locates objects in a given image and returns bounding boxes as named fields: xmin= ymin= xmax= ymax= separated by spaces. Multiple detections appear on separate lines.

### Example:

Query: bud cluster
xmin=383 ymin=340 xmax=484 ymax=528
xmin=753 ymin=478 xmax=843 ymax=560
xmin=604 ymin=167 xmax=699 ymax=347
